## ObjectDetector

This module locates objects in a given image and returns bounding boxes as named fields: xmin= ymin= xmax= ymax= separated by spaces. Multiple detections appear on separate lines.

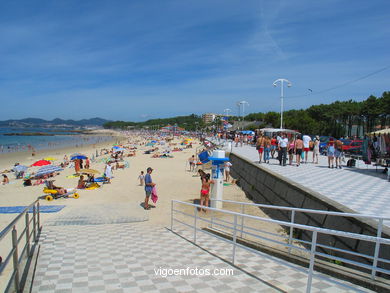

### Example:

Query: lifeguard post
xmin=209 ymin=150 xmax=229 ymax=209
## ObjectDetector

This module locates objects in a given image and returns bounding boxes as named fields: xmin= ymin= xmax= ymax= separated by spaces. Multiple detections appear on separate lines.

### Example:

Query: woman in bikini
xmin=200 ymin=173 xmax=211 ymax=212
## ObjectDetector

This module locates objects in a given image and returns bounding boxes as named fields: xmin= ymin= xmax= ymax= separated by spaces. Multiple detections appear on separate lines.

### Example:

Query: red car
xmin=343 ymin=140 xmax=363 ymax=153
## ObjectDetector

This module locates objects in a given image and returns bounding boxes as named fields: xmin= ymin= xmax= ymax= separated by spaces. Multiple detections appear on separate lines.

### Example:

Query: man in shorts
xmin=302 ymin=134 xmax=312 ymax=164
xmin=144 ymin=167 xmax=155 ymax=210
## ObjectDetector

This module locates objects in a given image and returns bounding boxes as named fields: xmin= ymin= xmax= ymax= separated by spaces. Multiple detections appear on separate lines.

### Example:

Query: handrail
xmin=0 ymin=200 xmax=42 ymax=293
xmin=209 ymin=198 xmax=390 ymax=221
xmin=173 ymin=200 xmax=390 ymax=244
xmin=0 ymin=200 xmax=39 ymax=241
xmin=171 ymin=200 xmax=390 ymax=293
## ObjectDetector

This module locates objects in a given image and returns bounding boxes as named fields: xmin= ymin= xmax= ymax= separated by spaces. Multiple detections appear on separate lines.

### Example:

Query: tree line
xmin=104 ymin=92 xmax=389 ymax=137
xmin=103 ymin=114 xmax=204 ymax=131
xmin=244 ymin=92 xmax=389 ymax=137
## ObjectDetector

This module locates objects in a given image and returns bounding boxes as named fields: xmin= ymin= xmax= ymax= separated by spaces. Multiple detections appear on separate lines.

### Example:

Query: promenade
xmin=223 ymin=143 xmax=390 ymax=225
xmin=31 ymin=206 xmax=372 ymax=292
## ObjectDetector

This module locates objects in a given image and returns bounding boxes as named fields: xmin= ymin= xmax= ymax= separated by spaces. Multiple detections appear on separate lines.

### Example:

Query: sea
xmin=0 ymin=127 xmax=114 ymax=153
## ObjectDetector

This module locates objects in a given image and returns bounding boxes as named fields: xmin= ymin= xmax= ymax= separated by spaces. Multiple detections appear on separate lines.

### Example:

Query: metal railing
xmin=208 ymin=199 xmax=390 ymax=267
xmin=0 ymin=200 xmax=42 ymax=293
xmin=171 ymin=200 xmax=390 ymax=293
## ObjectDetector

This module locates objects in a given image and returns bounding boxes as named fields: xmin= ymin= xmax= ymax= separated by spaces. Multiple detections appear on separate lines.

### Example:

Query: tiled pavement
xmin=32 ymin=219 xmax=373 ymax=292
xmin=222 ymin=143 xmax=390 ymax=226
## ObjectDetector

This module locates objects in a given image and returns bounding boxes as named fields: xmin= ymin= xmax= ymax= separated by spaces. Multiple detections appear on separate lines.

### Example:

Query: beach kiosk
xmin=209 ymin=150 xmax=229 ymax=209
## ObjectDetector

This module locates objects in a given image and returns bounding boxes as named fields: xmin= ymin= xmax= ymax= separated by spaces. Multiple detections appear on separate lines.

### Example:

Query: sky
xmin=0 ymin=0 xmax=389 ymax=122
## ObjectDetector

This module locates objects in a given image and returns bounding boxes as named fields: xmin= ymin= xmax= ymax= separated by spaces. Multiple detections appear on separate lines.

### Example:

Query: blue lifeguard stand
xmin=208 ymin=150 xmax=229 ymax=209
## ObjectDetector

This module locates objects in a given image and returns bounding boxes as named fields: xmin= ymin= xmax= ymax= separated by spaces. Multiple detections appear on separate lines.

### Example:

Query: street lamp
xmin=273 ymin=79 xmax=292 ymax=129
xmin=237 ymin=101 xmax=249 ymax=130
xmin=223 ymin=108 xmax=231 ymax=117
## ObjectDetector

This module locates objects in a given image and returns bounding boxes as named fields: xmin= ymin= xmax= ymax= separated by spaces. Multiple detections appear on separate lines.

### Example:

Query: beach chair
xmin=40 ymin=180 xmax=79 ymax=201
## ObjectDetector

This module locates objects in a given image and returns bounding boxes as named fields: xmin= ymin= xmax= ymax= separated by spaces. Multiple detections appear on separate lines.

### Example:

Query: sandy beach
xmin=0 ymin=132 xmax=278 ymax=233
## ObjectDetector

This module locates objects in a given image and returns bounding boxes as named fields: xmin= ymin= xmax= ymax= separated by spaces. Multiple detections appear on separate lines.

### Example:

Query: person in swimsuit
xmin=200 ymin=173 xmax=211 ymax=212
xmin=256 ymin=134 xmax=265 ymax=163
xmin=288 ymin=138 xmax=295 ymax=165
xmin=294 ymin=135 xmax=304 ymax=166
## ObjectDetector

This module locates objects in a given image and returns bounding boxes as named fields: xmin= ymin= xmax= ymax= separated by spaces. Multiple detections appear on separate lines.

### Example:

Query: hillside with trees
xmin=104 ymin=92 xmax=389 ymax=137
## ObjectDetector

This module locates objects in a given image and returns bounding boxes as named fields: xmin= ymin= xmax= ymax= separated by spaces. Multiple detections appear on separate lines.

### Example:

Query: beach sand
xmin=0 ymin=133 xmax=285 ymax=288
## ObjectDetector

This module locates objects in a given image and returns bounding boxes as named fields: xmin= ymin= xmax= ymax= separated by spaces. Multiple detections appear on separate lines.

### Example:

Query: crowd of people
xmin=252 ymin=131 xmax=345 ymax=168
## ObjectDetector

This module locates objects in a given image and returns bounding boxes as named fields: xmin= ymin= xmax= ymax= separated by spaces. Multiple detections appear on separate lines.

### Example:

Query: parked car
xmin=342 ymin=140 xmax=363 ymax=152
xmin=344 ymin=141 xmax=363 ymax=155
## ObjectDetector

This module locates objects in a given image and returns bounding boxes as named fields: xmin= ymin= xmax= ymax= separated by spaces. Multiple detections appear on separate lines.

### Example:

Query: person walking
xmin=327 ymin=139 xmax=335 ymax=168
xmin=288 ymin=137 xmax=295 ymax=165
xmin=270 ymin=136 xmax=277 ymax=159
xmin=278 ymin=133 xmax=288 ymax=166
xmin=302 ymin=134 xmax=312 ymax=163
xmin=335 ymin=139 xmax=343 ymax=169
xmin=256 ymin=134 xmax=265 ymax=163
xmin=295 ymin=135 xmax=304 ymax=167
xmin=144 ymin=167 xmax=155 ymax=210
xmin=188 ymin=155 xmax=196 ymax=172
xmin=264 ymin=136 xmax=271 ymax=164
xmin=312 ymin=136 xmax=320 ymax=164
xmin=224 ymin=161 xmax=232 ymax=182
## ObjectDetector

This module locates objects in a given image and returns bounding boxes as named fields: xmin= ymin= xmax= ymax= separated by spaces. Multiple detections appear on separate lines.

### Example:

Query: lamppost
xmin=224 ymin=108 xmax=231 ymax=117
xmin=273 ymin=79 xmax=292 ymax=130
xmin=237 ymin=101 xmax=249 ymax=130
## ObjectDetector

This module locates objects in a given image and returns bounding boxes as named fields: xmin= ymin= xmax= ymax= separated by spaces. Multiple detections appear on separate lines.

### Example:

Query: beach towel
xmin=151 ymin=186 xmax=158 ymax=203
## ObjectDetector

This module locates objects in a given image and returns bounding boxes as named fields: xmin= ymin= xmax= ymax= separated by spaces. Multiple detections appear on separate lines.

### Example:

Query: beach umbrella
xmin=34 ymin=165 xmax=63 ymax=177
xmin=13 ymin=165 xmax=28 ymax=172
xmin=44 ymin=157 xmax=57 ymax=161
xmin=32 ymin=160 xmax=51 ymax=167
xmin=80 ymin=169 xmax=100 ymax=175
xmin=71 ymin=155 xmax=87 ymax=160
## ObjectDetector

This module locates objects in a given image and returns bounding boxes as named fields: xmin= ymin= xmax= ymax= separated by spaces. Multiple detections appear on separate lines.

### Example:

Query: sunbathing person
xmin=77 ymin=175 xmax=86 ymax=189
xmin=46 ymin=180 xmax=67 ymax=195
xmin=2 ymin=174 xmax=9 ymax=185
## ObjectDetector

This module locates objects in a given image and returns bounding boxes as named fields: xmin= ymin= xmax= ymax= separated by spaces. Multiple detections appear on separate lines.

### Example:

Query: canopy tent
xmin=369 ymin=128 xmax=390 ymax=135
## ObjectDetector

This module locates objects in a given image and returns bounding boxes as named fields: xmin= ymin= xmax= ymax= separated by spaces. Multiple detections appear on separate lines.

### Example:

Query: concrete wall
xmin=229 ymin=152 xmax=390 ymax=274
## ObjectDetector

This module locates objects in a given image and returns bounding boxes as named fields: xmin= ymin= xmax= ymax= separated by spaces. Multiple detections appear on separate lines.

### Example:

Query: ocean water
xmin=0 ymin=127 xmax=114 ymax=153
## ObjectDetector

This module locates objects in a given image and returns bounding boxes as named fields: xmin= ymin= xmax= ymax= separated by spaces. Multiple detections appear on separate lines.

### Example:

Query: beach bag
xmin=347 ymin=159 xmax=356 ymax=167
xmin=151 ymin=186 xmax=158 ymax=203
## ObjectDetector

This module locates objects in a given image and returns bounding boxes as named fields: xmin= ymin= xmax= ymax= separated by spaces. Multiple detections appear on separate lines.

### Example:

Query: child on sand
xmin=138 ymin=171 xmax=145 ymax=186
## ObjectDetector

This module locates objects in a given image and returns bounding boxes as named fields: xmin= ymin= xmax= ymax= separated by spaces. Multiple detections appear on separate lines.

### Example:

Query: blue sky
xmin=0 ymin=0 xmax=389 ymax=121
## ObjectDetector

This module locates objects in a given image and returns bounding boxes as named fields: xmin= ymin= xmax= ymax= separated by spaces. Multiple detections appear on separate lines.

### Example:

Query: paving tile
xmin=32 ymin=213 xmax=374 ymax=293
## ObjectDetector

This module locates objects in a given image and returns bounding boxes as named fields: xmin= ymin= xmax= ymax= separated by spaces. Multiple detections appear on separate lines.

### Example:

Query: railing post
xmin=232 ymin=214 xmax=238 ymax=264
xmin=210 ymin=210 xmax=214 ymax=229
xmin=32 ymin=205 xmax=37 ymax=242
xmin=371 ymin=219 xmax=383 ymax=279
xmin=240 ymin=204 xmax=245 ymax=238
xmin=171 ymin=201 xmax=174 ymax=231
xmin=37 ymin=201 xmax=41 ymax=230
xmin=194 ymin=207 xmax=197 ymax=244
xmin=25 ymin=213 xmax=31 ymax=257
xmin=12 ymin=227 xmax=20 ymax=292
xmin=306 ymin=231 xmax=317 ymax=293
xmin=289 ymin=210 xmax=295 ymax=255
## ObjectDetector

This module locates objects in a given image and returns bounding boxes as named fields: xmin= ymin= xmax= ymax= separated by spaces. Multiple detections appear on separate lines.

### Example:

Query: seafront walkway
xmin=29 ymin=204 xmax=373 ymax=292
xmin=223 ymin=143 xmax=390 ymax=225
